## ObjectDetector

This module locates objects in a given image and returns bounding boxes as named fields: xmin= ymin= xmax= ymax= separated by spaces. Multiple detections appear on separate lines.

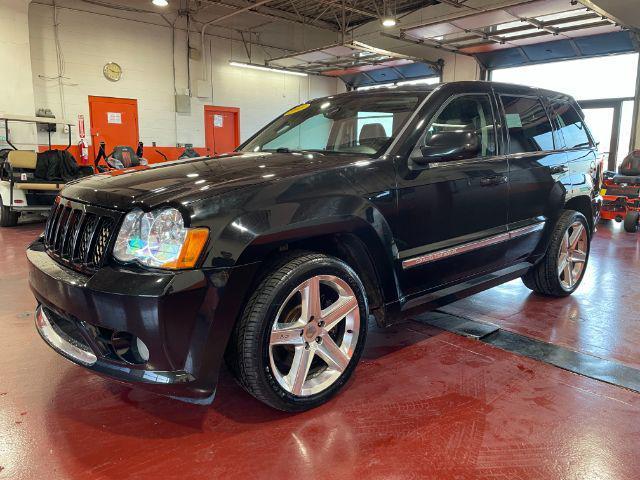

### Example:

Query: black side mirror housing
xmin=412 ymin=130 xmax=481 ymax=165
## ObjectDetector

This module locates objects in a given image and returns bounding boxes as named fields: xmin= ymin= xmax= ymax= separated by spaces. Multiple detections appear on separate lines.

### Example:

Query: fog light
xmin=111 ymin=331 xmax=150 ymax=364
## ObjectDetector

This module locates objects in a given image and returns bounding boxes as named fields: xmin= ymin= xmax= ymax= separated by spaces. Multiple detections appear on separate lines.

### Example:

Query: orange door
xmin=204 ymin=106 xmax=240 ymax=155
xmin=89 ymin=96 xmax=139 ymax=158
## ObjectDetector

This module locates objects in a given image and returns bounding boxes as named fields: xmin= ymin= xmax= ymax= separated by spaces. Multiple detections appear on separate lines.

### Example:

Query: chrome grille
xmin=44 ymin=200 xmax=121 ymax=273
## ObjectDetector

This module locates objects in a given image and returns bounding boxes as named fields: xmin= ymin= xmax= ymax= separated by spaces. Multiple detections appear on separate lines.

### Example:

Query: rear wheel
xmin=522 ymin=210 xmax=590 ymax=297
xmin=623 ymin=211 xmax=639 ymax=233
xmin=227 ymin=252 xmax=368 ymax=412
xmin=0 ymin=197 xmax=19 ymax=227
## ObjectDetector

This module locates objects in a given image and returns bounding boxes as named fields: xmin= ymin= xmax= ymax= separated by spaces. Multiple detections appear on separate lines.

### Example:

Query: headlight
xmin=113 ymin=207 xmax=209 ymax=269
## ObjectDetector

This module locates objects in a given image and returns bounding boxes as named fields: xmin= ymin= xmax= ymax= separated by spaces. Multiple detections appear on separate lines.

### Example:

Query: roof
xmin=328 ymin=80 xmax=576 ymax=100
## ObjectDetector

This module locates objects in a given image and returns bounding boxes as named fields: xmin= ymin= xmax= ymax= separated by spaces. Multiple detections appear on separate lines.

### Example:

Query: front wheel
xmin=522 ymin=210 xmax=590 ymax=297
xmin=0 ymin=197 xmax=19 ymax=227
xmin=227 ymin=252 xmax=368 ymax=412
xmin=623 ymin=211 xmax=639 ymax=233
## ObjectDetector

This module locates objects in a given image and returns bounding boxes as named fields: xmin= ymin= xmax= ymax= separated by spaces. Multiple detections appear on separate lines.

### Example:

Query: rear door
xmin=498 ymin=91 xmax=569 ymax=263
xmin=393 ymin=88 xmax=509 ymax=297
xmin=551 ymin=98 xmax=598 ymax=196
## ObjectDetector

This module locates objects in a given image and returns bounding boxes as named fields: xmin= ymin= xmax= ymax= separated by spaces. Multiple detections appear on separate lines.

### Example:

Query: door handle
xmin=550 ymin=165 xmax=569 ymax=174
xmin=480 ymin=175 xmax=507 ymax=186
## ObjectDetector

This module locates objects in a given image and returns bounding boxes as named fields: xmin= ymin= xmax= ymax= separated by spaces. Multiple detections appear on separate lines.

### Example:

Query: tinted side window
xmin=501 ymin=95 xmax=555 ymax=154
xmin=415 ymin=94 xmax=497 ymax=157
xmin=554 ymin=102 xmax=591 ymax=149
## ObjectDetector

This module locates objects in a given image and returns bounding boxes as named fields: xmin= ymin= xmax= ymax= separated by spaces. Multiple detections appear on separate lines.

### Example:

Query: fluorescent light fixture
xmin=229 ymin=61 xmax=307 ymax=77
xmin=152 ymin=0 xmax=168 ymax=6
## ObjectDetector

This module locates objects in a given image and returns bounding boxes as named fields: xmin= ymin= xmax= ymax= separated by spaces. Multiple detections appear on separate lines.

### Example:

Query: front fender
xmin=209 ymin=194 xmax=401 ymax=305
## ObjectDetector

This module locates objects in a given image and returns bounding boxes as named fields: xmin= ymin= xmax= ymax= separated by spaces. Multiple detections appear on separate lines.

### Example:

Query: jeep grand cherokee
xmin=27 ymin=81 xmax=600 ymax=412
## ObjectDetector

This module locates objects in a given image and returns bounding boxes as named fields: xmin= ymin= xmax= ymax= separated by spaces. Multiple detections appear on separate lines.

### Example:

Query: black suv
xmin=28 ymin=81 xmax=600 ymax=411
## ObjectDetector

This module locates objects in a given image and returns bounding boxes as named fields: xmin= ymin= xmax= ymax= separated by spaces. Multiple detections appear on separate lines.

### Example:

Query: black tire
xmin=226 ymin=251 xmax=368 ymax=412
xmin=522 ymin=210 xmax=590 ymax=297
xmin=623 ymin=211 xmax=639 ymax=233
xmin=0 ymin=196 xmax=19 ymax=227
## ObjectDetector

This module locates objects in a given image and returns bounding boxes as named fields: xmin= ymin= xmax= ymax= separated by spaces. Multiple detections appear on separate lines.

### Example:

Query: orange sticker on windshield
xmin=284 ymin=103 xmax=310 ymax=116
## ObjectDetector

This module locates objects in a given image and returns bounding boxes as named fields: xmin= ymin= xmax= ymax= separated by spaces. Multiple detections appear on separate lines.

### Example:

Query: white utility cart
xmin=0 ymin=115 xmax=76 ymax=227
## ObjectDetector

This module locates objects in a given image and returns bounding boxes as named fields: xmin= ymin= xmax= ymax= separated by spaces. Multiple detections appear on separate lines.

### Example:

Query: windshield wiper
xmin=261 ymin=148 xmax=325 ymax=155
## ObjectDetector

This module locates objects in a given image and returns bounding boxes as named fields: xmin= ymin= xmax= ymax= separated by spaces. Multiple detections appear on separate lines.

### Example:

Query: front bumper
xmin=28 ymin=239 xmax=258 ymax=403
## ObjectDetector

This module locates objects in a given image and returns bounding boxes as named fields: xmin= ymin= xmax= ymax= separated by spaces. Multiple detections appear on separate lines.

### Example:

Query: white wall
xmin=0 ymin=0 xmax=36 ymax=148
xmin=26 ymin=3 xmax=339 ymax=150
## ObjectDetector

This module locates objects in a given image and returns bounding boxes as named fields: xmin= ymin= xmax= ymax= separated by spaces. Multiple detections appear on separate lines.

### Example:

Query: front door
xmin=394 ymin=92 xmax=509 ymax=298
xmin=88 ymin=96 xmax=139 ymax=159
xmin=205 ymin=106 xmax=240 ymax=155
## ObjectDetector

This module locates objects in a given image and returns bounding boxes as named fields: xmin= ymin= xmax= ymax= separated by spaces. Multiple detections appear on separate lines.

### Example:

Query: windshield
xmin=240 ymin=93 xmax=424 ymax=156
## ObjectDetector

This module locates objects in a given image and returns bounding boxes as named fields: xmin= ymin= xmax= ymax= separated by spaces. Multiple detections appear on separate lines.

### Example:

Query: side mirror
xmin=413 ymin=130 xmax=481 ymax=165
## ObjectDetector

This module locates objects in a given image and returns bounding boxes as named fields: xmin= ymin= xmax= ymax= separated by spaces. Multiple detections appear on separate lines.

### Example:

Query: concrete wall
xmin=23 ymin=2 xmax=339 ymax=153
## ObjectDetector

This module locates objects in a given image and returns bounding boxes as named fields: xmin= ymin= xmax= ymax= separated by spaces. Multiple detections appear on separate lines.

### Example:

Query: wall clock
xmin=103 ymin=62 xmax=123 ymax=82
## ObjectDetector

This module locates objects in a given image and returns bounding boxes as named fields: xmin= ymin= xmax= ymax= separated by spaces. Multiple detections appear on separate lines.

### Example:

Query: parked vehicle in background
xmin=600 ymin=150 xmax=640 ymax=232
xmin=27 ymin=81 xmax=600 ymax=412
xmin=0 ymin=115 xmax=91 ymax=227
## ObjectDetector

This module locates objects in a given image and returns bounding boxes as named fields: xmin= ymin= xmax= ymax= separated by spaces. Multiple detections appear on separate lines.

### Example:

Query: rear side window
xmin=554 ymin=102 xmax=592 ymax=149
xmin=501 ymin=95 xmax=555 ymax=154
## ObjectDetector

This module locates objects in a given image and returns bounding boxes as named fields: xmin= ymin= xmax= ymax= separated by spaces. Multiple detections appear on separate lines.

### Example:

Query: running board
xmin=401 ymin=262 xmax=533 ymax=312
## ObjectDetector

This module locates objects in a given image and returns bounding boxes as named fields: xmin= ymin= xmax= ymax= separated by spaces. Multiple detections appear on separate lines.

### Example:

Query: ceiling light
xmin=381 ymin=17 xmax=397 ymax=27
xmin=152 ymin=0 xmax=169 ymax=6
xmin=229 ymin=61 xmax=307 ymax=77
xmin=381 ymin=4 xmax=397 ymax=28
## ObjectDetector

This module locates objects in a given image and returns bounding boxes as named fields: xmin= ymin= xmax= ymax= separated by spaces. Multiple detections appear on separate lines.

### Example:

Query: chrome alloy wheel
xmin=557 ymin=220 xmax=588 ymax=290
xmin=269 ymin=275 xmax=360 ymax=397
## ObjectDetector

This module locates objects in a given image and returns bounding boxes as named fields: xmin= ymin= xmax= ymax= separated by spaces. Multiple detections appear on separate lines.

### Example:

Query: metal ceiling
xmin=248 ymin=0 xmax=439 ymax=29
xmin=267 ymin=41 xmax=441 ymax=74
xmin=394 ymin=0 xmax=632 ymax=55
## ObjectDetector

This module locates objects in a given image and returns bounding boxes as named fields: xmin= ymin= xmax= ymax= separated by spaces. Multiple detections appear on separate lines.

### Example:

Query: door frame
xmin=88 ymin=96 xmax=139 ymax=158
xmin=204 ymin=105 xmax=240 ymax=153
xmin=579 ymin=97 xmax=634 ymax=171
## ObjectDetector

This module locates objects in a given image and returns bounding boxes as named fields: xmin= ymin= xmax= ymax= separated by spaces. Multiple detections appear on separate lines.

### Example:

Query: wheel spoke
xmin=286 ymin=346 xmax=314 ymax=395
xmin=569 ymin=250 xmax=587 ymax=264
xmin=316 ymin=335 xmax=349 ymax=372
xmin=563 ymin=262 xmax=574 ymax=287
xmin=300 ymin=276 xmax=322 ymax=323
xmin=563 ymin=231 xmax=570 ymax=250
xmin=568 ymin=224 xmax=584 ymax=249
xmin=557 ymin=252 xmax=569 ymax=276
xmin=322 ymin=295 xmax=358 ymax=331
xmin=270 ymin=323 xmax=305 ymax=346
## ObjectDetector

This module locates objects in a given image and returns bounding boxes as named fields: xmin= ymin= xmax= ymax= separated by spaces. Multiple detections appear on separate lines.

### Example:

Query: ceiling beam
xmin=578 ymin=0 xmax=639 ymax=33
xmin=197 ymin=0 xmax=339 ymax=31
xmin=314 ymin=0 xmax=378 ymax=19
xmin=380 ymin=31 xmax=474 ymax=58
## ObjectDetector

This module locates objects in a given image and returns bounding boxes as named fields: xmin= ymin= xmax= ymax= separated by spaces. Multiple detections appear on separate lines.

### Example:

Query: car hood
xmin=61 ymin=151 xmax=372 ymax=211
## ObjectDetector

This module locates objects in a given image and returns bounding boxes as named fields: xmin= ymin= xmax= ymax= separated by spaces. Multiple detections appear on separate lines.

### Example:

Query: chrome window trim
xmin=401 ymin=221 xmax=545 ymax=269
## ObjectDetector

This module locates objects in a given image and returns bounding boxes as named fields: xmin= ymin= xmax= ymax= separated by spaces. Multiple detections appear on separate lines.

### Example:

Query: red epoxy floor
xmin=442 ymin=221 xmax=640 ymax=369
xmin=1 ymin=220 xmax=639 ymax=479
